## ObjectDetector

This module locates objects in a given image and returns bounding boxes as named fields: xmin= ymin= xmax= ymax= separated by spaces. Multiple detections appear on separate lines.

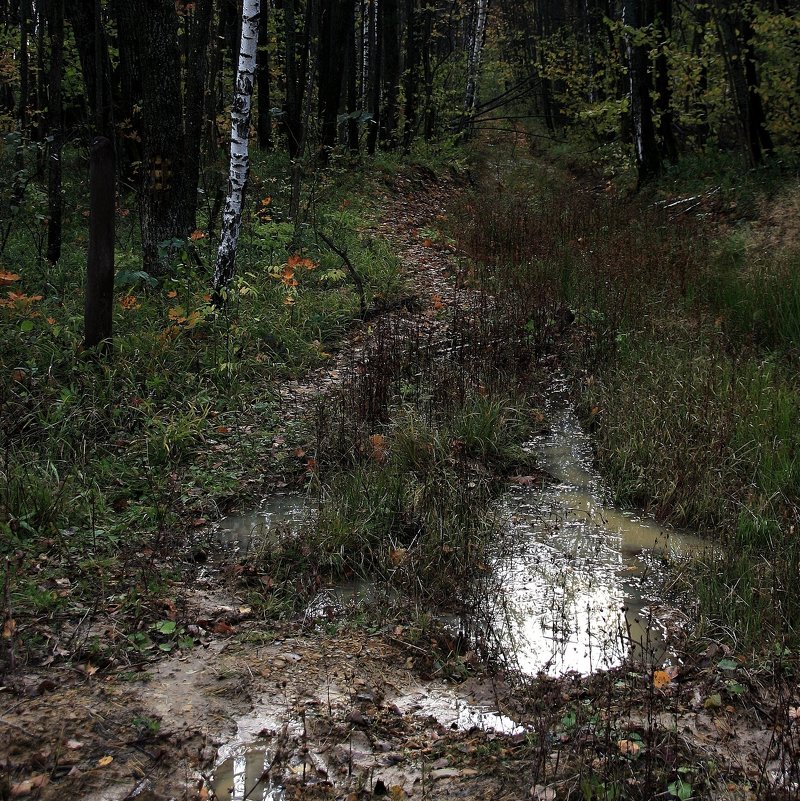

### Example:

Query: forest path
xmin=1 ymin=173 xmax=538 ymax=801
xmin=2 ymin=165 xmax=791 ymax=801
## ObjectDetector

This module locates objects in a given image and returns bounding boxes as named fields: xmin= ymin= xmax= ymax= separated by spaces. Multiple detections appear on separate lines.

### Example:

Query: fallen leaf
xmin=97 ymin=755 xmax=114 ymax=767
xmin=212 ymin=621 xmax=235 ymax=635
xmin=11 ymin=775 xmax=48 ymax=796
xmin=654 ymin=665 xmax=679 ymax=688
xmin=0 ymin=271 xmax=21 ymax=285
xmin=617 ymin=739 xmax=641 ymax=757
xmin=704 ymin=693 xmax=723 ymax=709
xmin=530 ymin=785 xmax=556 ymax=801
xmin=2 ymin=618 xmax=16 ymax=638
xmin=66 ymin=740 xmax=84 ymax=750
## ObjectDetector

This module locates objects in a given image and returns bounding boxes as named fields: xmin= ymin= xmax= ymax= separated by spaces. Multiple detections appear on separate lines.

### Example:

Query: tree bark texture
xmin=623 ymin=0 xmax=661 ymax=182
xmin=47 ymin=0 xmax=65 ymax=263
xmin=84 ymin=136 xmax=115 ymax=352
xmin=117 ymin=0 xmax=193 ymax=274
xmin=213 ymin=0 xmax=261 ymax=298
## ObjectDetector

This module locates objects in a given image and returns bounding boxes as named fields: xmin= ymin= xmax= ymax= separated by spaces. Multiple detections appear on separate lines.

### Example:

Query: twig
xmin=316 ymin=229 xmax=367 ymax=319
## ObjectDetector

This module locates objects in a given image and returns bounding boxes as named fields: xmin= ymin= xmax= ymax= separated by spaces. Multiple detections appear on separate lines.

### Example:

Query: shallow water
xmin=481 ymin=383 xmax=704 ymax=675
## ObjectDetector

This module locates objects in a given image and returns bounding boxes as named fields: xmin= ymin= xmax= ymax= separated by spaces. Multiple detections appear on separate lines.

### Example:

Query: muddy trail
xmin=2 ymin=163 xmax=797 ymax=801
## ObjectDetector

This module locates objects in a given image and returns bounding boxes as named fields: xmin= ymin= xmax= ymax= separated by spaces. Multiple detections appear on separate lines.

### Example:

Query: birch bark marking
xmin=464 ymin=0 xmax=489 ymax=118
xmin=213 ymin=0 xmax=261 ymax=301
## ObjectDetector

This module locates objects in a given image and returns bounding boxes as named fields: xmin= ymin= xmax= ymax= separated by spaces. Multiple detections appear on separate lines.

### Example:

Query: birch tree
xmin=212 ymin=0 xmax=261 ymax=301
xmin=464 ymin=0 xmax=489 ymax=121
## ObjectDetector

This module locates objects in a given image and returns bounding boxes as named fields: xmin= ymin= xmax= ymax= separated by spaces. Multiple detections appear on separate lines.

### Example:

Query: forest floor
xmin=2 ymin=163 xmax=798 ymax=801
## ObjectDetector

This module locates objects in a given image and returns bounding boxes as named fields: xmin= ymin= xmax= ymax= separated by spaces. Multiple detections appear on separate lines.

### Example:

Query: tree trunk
xmin=654 ymin=0 xmax=678 ymax=164
xmin=366 ymin=0 xmax=381 ymax=153
xmin=623 ymin=0 xmax=661 ymax=183
xmin=117 ymin=0 xmax=192 ymax=274
xmin=66 ymin=0 xmax=112 ymax=136
xmin=47 ymin=0 xmax=65 ymax=264
xmin=17 ymin=0 xmax=30 ymax=132
xmin=283 ymin=0 xmax=305 ymax=157
xmin=183 ymin=0 xmax=214 ymax=230
xmin=344 ymin=0 xmax=359 ymax=152
xmin=379 ymin=0 xmax=399 ymax=148
xmin=463 ymin=0 xmax=488 ymax=124
xmin=213 ymin=0 xmax=261 ymax=299
xmin=84 ymin=136 xmax=115 ymax=352
xmin=318 ymin=0 xmax=349 ymax=156
xmin=257 ymin=0 xmax=272 ymax=149
xmin=402 ymin=0 xmax=418 ymax=150
xmin=715 ymin=1 xmax=773 ymax=165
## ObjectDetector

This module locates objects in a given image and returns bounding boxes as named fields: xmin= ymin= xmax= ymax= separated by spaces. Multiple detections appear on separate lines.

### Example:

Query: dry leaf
xmin=11 ymin=775 xmax=48 ymax=796
xmin=97 ymin=755 xmax=114 ymax=767
xmin=2 ymin=618 xmax=16 ymax=638
xmin=617 ymin=739 xmax=641 ymax=756
xmin=654 ymin=665 xmax=679 ymax=688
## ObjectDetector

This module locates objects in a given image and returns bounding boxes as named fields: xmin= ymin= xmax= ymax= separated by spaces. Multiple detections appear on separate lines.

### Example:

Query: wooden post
xmin=84 ymin=136 xmax=115 ymax=352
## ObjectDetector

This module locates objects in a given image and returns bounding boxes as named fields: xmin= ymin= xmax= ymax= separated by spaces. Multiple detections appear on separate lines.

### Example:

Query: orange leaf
xmin=261 ymin=196 xmax=272 ymax=207
xmin=369 ymin=434 xmax=387 ymax=463
xmin=190 ymin=229 xmax=206 ymax=241
xmin=431 ymin=294 xmax=444 ymax=310
xmin=120 ymin=295 xmax=140 ymax=310
xmin=654 ymin=666 xmax=679 ymax=689
xmin=0 ymin=271 xmax=20 ymax=285
xmin=167 ymin=290 xmax=178 ymax=298
xmin=422 ymin=238 xmax=433 ymax=247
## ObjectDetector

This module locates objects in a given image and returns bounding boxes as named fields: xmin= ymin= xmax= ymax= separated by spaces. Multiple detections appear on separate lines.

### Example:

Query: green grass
xmin=451 ymin=138 xmax=800 ymax=649
xmin=0 ymin=141 xmax=410 ymax=667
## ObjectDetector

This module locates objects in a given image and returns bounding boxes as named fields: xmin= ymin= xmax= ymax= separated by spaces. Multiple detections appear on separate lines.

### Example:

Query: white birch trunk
xmin=212 ymin=0 xmax=261 ymax=298
xmin=464 ymin=0 xmax=489 ymax=116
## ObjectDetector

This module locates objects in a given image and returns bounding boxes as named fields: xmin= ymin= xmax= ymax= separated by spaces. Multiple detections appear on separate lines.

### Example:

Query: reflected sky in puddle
xmin=483 ymin=387 xmax=705 ymax=675
xmin=214 ymin=386 xmax=705 ymax=679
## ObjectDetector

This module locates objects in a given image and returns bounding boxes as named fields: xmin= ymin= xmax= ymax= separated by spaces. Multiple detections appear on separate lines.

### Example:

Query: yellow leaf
xmin=97 ymin=755 xmax=114 ymax=767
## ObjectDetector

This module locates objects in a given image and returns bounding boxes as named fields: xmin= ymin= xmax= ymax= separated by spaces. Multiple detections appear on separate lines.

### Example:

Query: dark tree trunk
xmin=402 ymin=0 xmax=418 ymax=150
xmin=716 ymin=1 xmax=773 ymax=165
xmin=66 ymin=0 xmax=113 ymax=135
xmin=366 ymin=0 xmax=381 ymax=154
xmin=654 ymin=0 xmax=678 ymax=164
xmin=623 ymin=0 xmax=661 ymax=182
xmin=380 ymin=0 xmax=400 ymax=148
xmin=257 ymin=0 xmax=272 ymax=149
xmin=344 ymin=0 xmax=359 ymax=152
xmin=84 ymin=136 xmax=115 ymax=352
xmin=47 ymin=0 xmax=65 ymax=264
xmin=183 ymin=0 xmax=214 ymax=230
xmin=18 ymin=0 xmax=30 ymax=132
xmin=283 ymin=0 xmax=307 ymax=157
xmin=318 ymin=0 xmax=350 ymax=156
xmin=117 ymin=0 xmax=192 ymax=274
xmin=421 ymin=0 xmax=435 ymax=140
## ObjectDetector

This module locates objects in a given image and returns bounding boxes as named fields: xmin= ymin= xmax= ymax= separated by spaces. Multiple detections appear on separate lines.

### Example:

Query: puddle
xmin=393 ymin=685 xmax=524 ymax=735
xmin=210 ymin=682 xmax=520 ymax=800
xmin=214 ymin=495 xmax=308 ymax=555
xmin=480 ymin=383 xmax=706 ymax=675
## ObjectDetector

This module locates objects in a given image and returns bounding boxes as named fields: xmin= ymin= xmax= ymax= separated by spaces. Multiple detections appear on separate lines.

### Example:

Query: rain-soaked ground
xmin=209 ymin=384 xmax=705 ymax=800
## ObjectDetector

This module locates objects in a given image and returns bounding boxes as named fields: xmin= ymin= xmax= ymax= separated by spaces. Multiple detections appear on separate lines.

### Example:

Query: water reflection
xmin=482 ymin=386 xmax=704 ymax=675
